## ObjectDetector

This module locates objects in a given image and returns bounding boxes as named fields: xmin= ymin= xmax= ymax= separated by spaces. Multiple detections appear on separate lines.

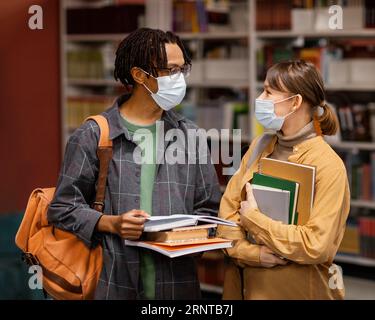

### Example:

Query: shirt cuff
xmin=77 ymin=208 xmax=103 ymax=248
xmin=240 ymin=207 xmax=271 ymax=241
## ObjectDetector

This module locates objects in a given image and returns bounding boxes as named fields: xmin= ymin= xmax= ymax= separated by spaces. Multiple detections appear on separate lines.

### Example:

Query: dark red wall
xmin=0 ymin=1 xmax=61 ymax=213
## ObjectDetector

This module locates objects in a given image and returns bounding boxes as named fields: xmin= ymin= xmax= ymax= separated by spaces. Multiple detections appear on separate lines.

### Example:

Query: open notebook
xmin=143 ymin=214 xmax=237 ymax=232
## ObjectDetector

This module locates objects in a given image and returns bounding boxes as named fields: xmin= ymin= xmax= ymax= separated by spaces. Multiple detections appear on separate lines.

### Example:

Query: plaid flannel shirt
xmin=47 ymin=94 xmax=221 ymax=300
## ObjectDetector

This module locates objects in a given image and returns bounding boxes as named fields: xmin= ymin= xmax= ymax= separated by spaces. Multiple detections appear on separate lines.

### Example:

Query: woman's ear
xmin=293 ymin=94 xmax=303 ymax=110
xmin=131 ymin=67 xmax=147 ymax=85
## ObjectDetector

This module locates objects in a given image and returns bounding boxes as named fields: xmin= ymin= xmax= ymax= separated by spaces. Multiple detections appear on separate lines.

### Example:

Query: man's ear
xmin=131 ymin=67 xmax=147 ymax=85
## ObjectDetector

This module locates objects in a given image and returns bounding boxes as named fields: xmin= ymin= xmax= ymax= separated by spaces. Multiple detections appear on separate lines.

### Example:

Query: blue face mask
xmin=255 ymin=94 xmax=299 ymax=131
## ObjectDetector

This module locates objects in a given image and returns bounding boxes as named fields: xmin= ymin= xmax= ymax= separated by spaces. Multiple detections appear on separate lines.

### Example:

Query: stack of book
xmin=251 ymin=158 xmax=316 ymax=226
xmin=125 ymin=215 xmax=236 ymax=258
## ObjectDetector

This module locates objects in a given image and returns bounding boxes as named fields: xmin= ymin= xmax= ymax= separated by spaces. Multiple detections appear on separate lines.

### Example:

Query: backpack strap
xmin=85 ymin=115 xmax=113 ymax=213
xmin=246 ymin=132 xmax=275 ymax=169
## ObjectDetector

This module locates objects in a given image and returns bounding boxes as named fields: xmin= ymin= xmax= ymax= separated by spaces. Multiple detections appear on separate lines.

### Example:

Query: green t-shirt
xmin=121 ymin=115 xmax=157 ymax=300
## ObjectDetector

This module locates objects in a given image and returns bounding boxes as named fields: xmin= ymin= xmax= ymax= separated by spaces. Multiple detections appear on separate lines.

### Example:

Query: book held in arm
xmin=259 ymin=158 xmax=316 ymax=225
xmin=251 ymin=172 xmax=299 ymax=224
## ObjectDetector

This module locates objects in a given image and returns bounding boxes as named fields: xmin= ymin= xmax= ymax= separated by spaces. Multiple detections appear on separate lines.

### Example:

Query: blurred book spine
xmin=67 ymin=95 xmax=115 ymax=131
xmin=257 ymin=0 xmax=375 ymax=31
xmin=66 ymin=4 xmax=144 ymax=34
xmin=359 ymin=216 xmax=375 ymax=258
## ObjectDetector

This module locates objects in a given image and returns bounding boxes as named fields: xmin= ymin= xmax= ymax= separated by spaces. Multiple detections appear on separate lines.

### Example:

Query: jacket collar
xmin=259 ymin=134 xmax=325 ymax=163
xmin=103 ymin=94 xmax=185 ymax=141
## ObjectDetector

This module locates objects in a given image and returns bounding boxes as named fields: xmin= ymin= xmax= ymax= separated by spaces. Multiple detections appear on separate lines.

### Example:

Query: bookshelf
xmin=60 ymin=0 xmax=375 ymax=294
xmin=250 ymin=0 xmax=375 ymax=270
xmin=335 ymin=254 xmax=375 ymax=268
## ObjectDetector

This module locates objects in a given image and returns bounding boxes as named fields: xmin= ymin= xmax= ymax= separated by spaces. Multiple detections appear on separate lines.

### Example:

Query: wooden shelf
xmin=329 ymin=141 xmax=375 ymax=151
xmin=67 ymin=78 xmax=121 ymax=86
xmin=66 ymin=78 xmax=250 ymax=89
xmin=179 ymin=31 xmax=249 ymax=40
xmin=188 ymin=79 xmax=249 ymax=89
xmin=256 ymin=29 xmax=375 ymax=39
xmin=335 ymin=254 xmax=375 ymax=267
xmin=65 ymin=34 xmax=128 ymax=42
xmin=325 ymin=83 xmax=375 ymax=91
xmin=65 ymin=31 xmax=249 ymax=42
xmin=256 ymin=82 xmax=375 ymax=92
xmin=350 ymin=199 xmax=375 ymax=209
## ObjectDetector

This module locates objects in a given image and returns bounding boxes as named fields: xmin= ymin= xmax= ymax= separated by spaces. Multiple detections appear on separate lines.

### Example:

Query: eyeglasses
xmin=157 ymin=64 xmax=191 ymax=80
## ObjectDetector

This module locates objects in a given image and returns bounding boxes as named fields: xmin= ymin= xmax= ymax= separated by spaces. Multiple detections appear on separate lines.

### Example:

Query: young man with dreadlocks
xmin=47 ymin=28 xmax=221 ymax=300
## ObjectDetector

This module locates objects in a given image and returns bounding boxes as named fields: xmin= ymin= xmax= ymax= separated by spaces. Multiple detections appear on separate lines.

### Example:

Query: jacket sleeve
xmin=47 ymin=121 xmax=103 ymax=248
xmin=240 ymin=163 xmax=351 ymax=264
xmin=193 ymin=137 xmax=221 ymax=217
xmin=216 ymin=139 xmax=263 ymax=267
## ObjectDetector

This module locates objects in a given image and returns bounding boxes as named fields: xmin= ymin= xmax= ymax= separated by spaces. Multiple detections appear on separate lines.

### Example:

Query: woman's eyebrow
xmin=167 ymin=63 xmax=185 ymax=68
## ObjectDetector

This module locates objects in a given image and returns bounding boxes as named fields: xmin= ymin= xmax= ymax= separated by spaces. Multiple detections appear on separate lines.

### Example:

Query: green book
xmin=251 ymin=172 xmax=299 ymax=225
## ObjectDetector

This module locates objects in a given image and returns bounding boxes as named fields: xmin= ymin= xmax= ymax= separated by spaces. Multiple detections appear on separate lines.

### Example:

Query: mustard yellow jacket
xmin=217 ymin=135 xmax=351 ymax=300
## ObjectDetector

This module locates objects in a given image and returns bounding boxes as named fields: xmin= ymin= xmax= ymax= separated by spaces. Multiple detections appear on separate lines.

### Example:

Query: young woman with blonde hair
xmin=217 ymin=60 xmax=351 ymax=300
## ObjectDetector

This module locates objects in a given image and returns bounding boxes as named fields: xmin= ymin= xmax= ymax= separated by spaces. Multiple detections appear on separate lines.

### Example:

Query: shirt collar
xmin=103 ymin=94 xmax=185 ymax=141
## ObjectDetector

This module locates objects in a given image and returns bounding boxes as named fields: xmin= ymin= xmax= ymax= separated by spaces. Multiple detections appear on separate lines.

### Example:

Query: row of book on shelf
xmin=66 ymin=43 xmax=116 ymax=80
xmin=337 ymin=151 xmax=375 ymax=202
xmin=66 ymin=42 xmax=249 ymax=82
xmin=257 ymin=40 xmax=375 ymax=87
xmin=257 ymin=0 xmax=375 ymax=31
xmin=66 ymin=2 xmax=145 ymax=34
xmin=339 ymin=216 xmax=375 ymax=259
xmin=173 ymin=0 xmax=248 ymax=33
xmin=66 ymin=95 xmax=117 ymax=130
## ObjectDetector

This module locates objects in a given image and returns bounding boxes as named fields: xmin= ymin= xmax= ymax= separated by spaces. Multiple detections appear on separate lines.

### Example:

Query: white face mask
xmin=255 ymin=94 xmax=299 ymax=131
xmin=142 ymin=70 xmax=186 ymax=111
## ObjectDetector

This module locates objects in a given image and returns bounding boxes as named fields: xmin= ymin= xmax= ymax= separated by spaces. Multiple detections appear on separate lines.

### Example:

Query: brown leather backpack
xmin=15 ymin=115 xmax=113 ymax=300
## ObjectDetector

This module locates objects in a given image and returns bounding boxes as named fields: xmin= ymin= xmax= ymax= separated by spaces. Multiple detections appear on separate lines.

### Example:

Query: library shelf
xmin=335 ymin=254 xmax=375 ymax=267
xmin=67 ymin=78 xmax=121 ymax=87
xmin=329 ymin=141 xmax=375 ymax=151
xmin=256 ymin=29 xmax=375 ymax=39
xmin=65 ymin=34 xmax=128 ymax=42
xmin=67 ymin=78 xmax=250 ymax=90
xmin=350 ymin=199 xmax=375 ymax=209
xmin=256 ymin=82 xmax=375 ymax=92
xmin=66 ymin=31 xmax=249 ymax=42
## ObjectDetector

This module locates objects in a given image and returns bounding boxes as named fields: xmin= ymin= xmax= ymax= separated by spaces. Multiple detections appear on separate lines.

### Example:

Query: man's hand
xmin=97 ymin=209 xmax=150 ymax=240
xmin=240 ymin=182 xmax=258 ymax=215
xmin=259 ymin=246 xmax=288 ymax=268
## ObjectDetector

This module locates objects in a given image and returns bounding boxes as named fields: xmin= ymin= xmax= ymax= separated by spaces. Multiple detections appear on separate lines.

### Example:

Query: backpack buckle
xmin=92 ymin=201 xmax=105 ymax=211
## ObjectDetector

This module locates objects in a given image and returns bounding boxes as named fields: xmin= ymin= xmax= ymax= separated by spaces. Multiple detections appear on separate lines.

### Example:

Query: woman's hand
xmin=259 ymin=246 xmax=288 ymax=268
xmin=97 ymin=210 xmax=150 ymax=240
xmin=240 ymin=183 xmax=258 ymax=215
